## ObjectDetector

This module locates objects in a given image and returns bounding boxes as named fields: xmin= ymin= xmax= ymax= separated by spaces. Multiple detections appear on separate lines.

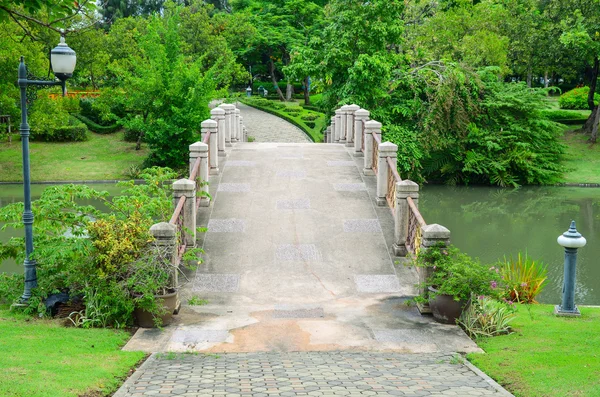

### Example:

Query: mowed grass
xmin=560 ymin=125 xmax=600 ymax=184
xmin=468 ymin=304 xmax=600 ymax=397
xmin=0 ymin=307 xmax=145 ymax=397
xmin=0 ymin=131 xmax=148 ymax=182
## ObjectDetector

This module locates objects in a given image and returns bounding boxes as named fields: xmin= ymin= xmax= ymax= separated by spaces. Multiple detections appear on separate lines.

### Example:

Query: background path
xmin=237 ymin=103 xmax=311 ymax=143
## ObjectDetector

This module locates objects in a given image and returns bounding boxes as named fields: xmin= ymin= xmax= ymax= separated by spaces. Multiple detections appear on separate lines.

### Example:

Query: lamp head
xmin=557 ymin=220 xmax=587 ymax=248
xmin=50 ymin=35 xmax=76 ymax=81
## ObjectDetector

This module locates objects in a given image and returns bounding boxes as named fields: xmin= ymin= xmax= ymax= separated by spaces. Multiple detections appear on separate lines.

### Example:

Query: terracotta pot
xmin=133 ymin=290 xmax=179 ymax=328
xmin=428 ymin=287 xmax=466 ymax=324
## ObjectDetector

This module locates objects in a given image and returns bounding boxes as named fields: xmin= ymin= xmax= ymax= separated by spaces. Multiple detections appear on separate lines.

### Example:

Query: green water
xmin=420 ymin=186 xmax=600 ymax=305
xmin=0 ymin=183 xmax=123 ymax=274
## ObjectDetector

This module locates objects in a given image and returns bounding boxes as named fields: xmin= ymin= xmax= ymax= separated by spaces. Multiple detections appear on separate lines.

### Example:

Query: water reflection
xmin=420 ymin=186 xmax=600 ymax=305
xmin=0 ymin=183 xmax=123 ymax=274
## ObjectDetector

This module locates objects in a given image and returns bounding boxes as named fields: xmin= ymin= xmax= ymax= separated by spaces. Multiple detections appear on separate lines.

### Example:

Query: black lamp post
xmin=17 ymin=35 xmax=76 ymax=303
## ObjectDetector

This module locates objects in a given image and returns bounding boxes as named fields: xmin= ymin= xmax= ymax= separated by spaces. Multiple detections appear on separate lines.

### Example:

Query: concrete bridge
xmin=117 ymin=103 xmax=513 ymax=397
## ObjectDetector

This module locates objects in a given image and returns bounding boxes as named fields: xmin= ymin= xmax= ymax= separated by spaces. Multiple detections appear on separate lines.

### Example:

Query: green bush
xmin=458 ymin=295 xmax=515 ymax=338
xmin=73 ymin=114 xmax=120 ymax=134
xmin=30 ymin=108 xmax=89 ymax=142
xmin=540 ymin=109 xmax=590 ymax=125
xmin=559 ymin=87 xmax=599 ymax=110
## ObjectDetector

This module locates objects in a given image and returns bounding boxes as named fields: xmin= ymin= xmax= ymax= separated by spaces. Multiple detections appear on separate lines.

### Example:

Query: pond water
xmin=0 ymin=183 xmax=123 ymax=274
xmin=420 ymin=186 xmax=600 ymax=306
xmin=2 ymin=183 xmax=599 ymax=305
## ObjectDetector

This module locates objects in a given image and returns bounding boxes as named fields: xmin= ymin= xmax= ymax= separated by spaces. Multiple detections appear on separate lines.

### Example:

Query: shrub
xmin=458 ymin=295 xmax=515 ymax=339
xmin=30 ymin=116 xmax=88 ymax=142
xmin=301 ymin=113 xmax=319 ymax=121
xmin=72 ymin=114 xmax=120 ymax=134
xmin=541 ymin=109 xmax=590 ymax=124
xmin=500 ymin=253 xmax=547 ymax=303
xmin=559 ymin=87 xmax=599 ymax=110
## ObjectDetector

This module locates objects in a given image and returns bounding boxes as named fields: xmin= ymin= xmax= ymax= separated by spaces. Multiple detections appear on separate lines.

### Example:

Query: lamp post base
xmin=554 ymin=305 xmax=581 ymax=317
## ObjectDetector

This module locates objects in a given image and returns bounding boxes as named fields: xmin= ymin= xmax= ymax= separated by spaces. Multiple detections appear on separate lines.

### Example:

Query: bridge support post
xmin=363 ymin=120 xmax=381 ymax=176
xmin=376 ymin=142 xmax=397 ymax=206
xmin=189 ymin=142 xmax=210 ymax=207
xmin=220 ymin=104 xmax=235 ymax=147
xmin=201 ymin=119 xmax=219 ymax=175
xmin=345 ymin=104 xmax=360 ymax=147
xmin=234 ymin=108 xmax=241 ymax=142
xmin=339 ymin=105 xmax=350 ymax=143
xmin=353 ymin=108 xmax=369 ymax=155
xmin=393 ymin=180 xmax=419 ymax=256
xmin=417 ymin=224 xmax=451 ymax=315
xmin=210 ymin=107 xmax=226 ymax=157
xmin=239 ymin=115 xmax=244 ymax=142
xmin=173 ymin=179 xmax=197 ymax=248
xmin=334 ymin=109 xmax=343 ymax=142
xmin=330 ymin=117 xmax=336 ymax=142
xmin=150 ymin=222 xmax=178 ymax=288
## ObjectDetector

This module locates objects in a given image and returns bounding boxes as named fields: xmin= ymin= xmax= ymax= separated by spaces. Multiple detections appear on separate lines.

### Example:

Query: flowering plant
xmin=414 ymin=243 xmax=502 ymax=302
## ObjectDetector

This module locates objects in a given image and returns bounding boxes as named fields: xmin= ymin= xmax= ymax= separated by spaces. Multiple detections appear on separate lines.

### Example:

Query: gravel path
xmin=237 ymin=102 xmax=311 ymax=143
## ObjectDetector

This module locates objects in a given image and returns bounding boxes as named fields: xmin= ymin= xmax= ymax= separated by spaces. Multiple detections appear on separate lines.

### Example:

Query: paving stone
xmin=276 ymin=199 xmax=311 ymax=210
xmin=276 ymin=170 xmax=307 ymax=179
xmin=208 ymin=219 xmax=246 ymax=233
xmin=343 ymin=219 xmax=382 ymax=233
xmin=354 ymin=275 xmax=401 ymax=293
xmin=171 ymin=329 xmax=229 ymax=344
xmin=276 ymin=244 xmax=321 ymax=262
xmin=333 ymin=183 xmax=367 ymax=192
xmin=218 ymin=183 xmax=251 ymax=192
xmin=193 ymin=274 xmax=240 ymax=292
xmin=226 ymin=161 xmax=256 ymax=167
xmin=326 ymin=161 xmax=356 ymax=167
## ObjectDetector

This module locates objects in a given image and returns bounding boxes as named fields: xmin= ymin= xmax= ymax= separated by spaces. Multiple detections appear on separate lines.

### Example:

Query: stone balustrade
xmin=151 ymin=103 xmax=246 ymax=277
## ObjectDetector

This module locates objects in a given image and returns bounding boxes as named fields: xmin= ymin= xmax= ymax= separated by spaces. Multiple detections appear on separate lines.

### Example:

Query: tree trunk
xmin=544 ymin=70 xmax=549 ymax=89
xmin=587 ymin=57 xmax=599 ymax=111
xmin=589 ymin=105 xmax=600 ymax=144
xmin=285 ymin=81 xmax=293 ymax=101
xmin=526 ymin=67 xmax=533 ymax=88
xmin=269 ymin=57 xmax=285 ymax=101
xmin=304 ymin=76 xmax=310 ymax=105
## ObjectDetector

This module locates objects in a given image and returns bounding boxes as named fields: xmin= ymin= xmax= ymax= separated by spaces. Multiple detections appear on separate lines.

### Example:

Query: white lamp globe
xmin=50 ymin=36 xmax=76 ymax=81
xmin=557 ymin=221 xmax=587 ymax=248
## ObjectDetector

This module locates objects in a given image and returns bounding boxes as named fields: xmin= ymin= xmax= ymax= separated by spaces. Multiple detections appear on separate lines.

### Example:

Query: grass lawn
xmin=560 ymin=125 xmax=600 ymax=184
xmin=468 ymin=304 xmax=600 ymax=397
xmin=0 ymin=131 xmax=149 ymax=182
xmin=240 ymin=97 xmax=327 ymax=142
xmin=0 ymin=307 xmax=145 ymax=397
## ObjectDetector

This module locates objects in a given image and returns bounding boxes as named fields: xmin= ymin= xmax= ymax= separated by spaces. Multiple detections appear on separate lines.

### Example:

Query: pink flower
xmin=521 ymin=282 xmax=528 ymax=287
xmin=490 ymin=281 xmax=498 ymax=289
xmin=478 ymin=295 xmax=485 ymax=300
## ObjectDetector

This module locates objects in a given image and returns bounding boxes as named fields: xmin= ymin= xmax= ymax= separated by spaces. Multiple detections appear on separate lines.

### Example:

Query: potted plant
xmin=414 ymin=243 xmax=501 ymax=324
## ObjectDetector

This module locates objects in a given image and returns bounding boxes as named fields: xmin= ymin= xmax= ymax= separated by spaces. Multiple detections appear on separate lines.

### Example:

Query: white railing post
xmin=376 ymin=142 xmax=397 ymax=206
xmin=210 ymin=107 xmax=226 ymax=157
xmin=394 ymin=180 xmax=419 ymax=256
xmin=345 ymin=104 xmax=360 ymax=147
xmin=417 ymin=224 xmax=451 ymax=314
xmin=234 ymin=108 xmax=241 ymax=142
xmin=173 ymin=179 xmax=196 ymax=247
xmin=219 ymin=104 xmax=235 ymax=146
xmin=339 ymin=105 xmax=350 ymax=143
xmin=201 ymin=119 xmax=219 ymax=175
xmin=353 ymin=108 xmax=369 ymax=155
xmin=189 ymin=142 xmax=210 ymax=207
xmin=238 ymin=115 xmax=244 ymax=142
xmin=363 ymin=120 xmax=381 ymax=176
xmin=334 ymin=109 xmax=342 ymax=143
xmin=149 ymin=222 xmax=178 ymax=287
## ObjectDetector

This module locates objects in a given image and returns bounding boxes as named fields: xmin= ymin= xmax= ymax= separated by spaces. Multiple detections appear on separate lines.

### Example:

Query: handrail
xmin=189 ymin=157 xmax=201 ymax=182
xmin=372 ymin=133 xmax=382 ymax=145
xmin=386 ymin=156 xmax=401 ymax=211
xmin=407 ymin=196 xmax=426 ymax=227
xmin=202 ymin=131 xmax=210 ymax=144
xmin=386 ymin=157 xmax=402 ymax=183
xmin=372 ymin=136 xmax=379 ymax=174
xmin=169 ymin=195 xmax=186 ymax=225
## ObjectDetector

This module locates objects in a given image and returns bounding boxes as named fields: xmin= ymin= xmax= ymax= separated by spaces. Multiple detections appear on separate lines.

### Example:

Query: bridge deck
xmin=125 ymin=143 xmax=478 ymax=354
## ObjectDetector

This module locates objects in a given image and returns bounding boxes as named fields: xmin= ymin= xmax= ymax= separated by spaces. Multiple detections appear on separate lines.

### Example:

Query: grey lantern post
xmin=555 ymin=220 xmax=586 ymax=317
xmin=16 ymin=35 xmax=76 ymax=304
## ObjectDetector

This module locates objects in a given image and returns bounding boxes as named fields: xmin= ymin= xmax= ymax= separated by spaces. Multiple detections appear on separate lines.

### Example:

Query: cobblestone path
xmin=114 ymin=352 xmax=509 ymax=396
xmin=237 ymin=102 xmax=311 ymax=143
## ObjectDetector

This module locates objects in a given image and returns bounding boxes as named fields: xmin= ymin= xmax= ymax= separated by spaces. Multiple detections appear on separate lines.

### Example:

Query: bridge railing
xmin=326 ymin=105 xmax=451 ymax=259
xmin=149 ymin=103 xmax=246 ymax=286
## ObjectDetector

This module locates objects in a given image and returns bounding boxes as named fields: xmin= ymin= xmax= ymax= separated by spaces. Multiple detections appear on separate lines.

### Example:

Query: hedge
xmin=559 ymin=87 xmax=600 ymax=110
xmin=73 ymin=113 xmax=120 ymax=134
xmin=541 ymin=109 xmax=590 ymax=125
xmin=30 ymin=119 xmax=88 ymax=142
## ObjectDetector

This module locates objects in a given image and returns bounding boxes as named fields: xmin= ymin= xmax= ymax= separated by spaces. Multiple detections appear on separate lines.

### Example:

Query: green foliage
xmin=559 ymin=86 xmax=600 ymax=110
xmin=188 ymin=296 xmax=208 ymax=306
xmin=500 ymin=253 xmax=548 ymax=304
xmin=414 ymin=243 xmax=502 ymax=303
xmin=458 ymin=295 xmax=516 ymax=339
xmin=541 ymin=109 xmax=591 ymax=124
xmin=73 ymin=113 xmax=120 ymax=134
xmin=29 ymin=96 xmax=89 ymax=142
xmin=383 ymin=125 xmax=424 ymax=182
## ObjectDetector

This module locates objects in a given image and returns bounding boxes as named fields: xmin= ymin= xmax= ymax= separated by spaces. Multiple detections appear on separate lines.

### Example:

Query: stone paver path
xmin=238 ymin=103 xmax=311 ymax=143
xmin=114 ymin=352 xmax=510 ymax=396
xmin=118 ymin=142 xmax=513 ymax=396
